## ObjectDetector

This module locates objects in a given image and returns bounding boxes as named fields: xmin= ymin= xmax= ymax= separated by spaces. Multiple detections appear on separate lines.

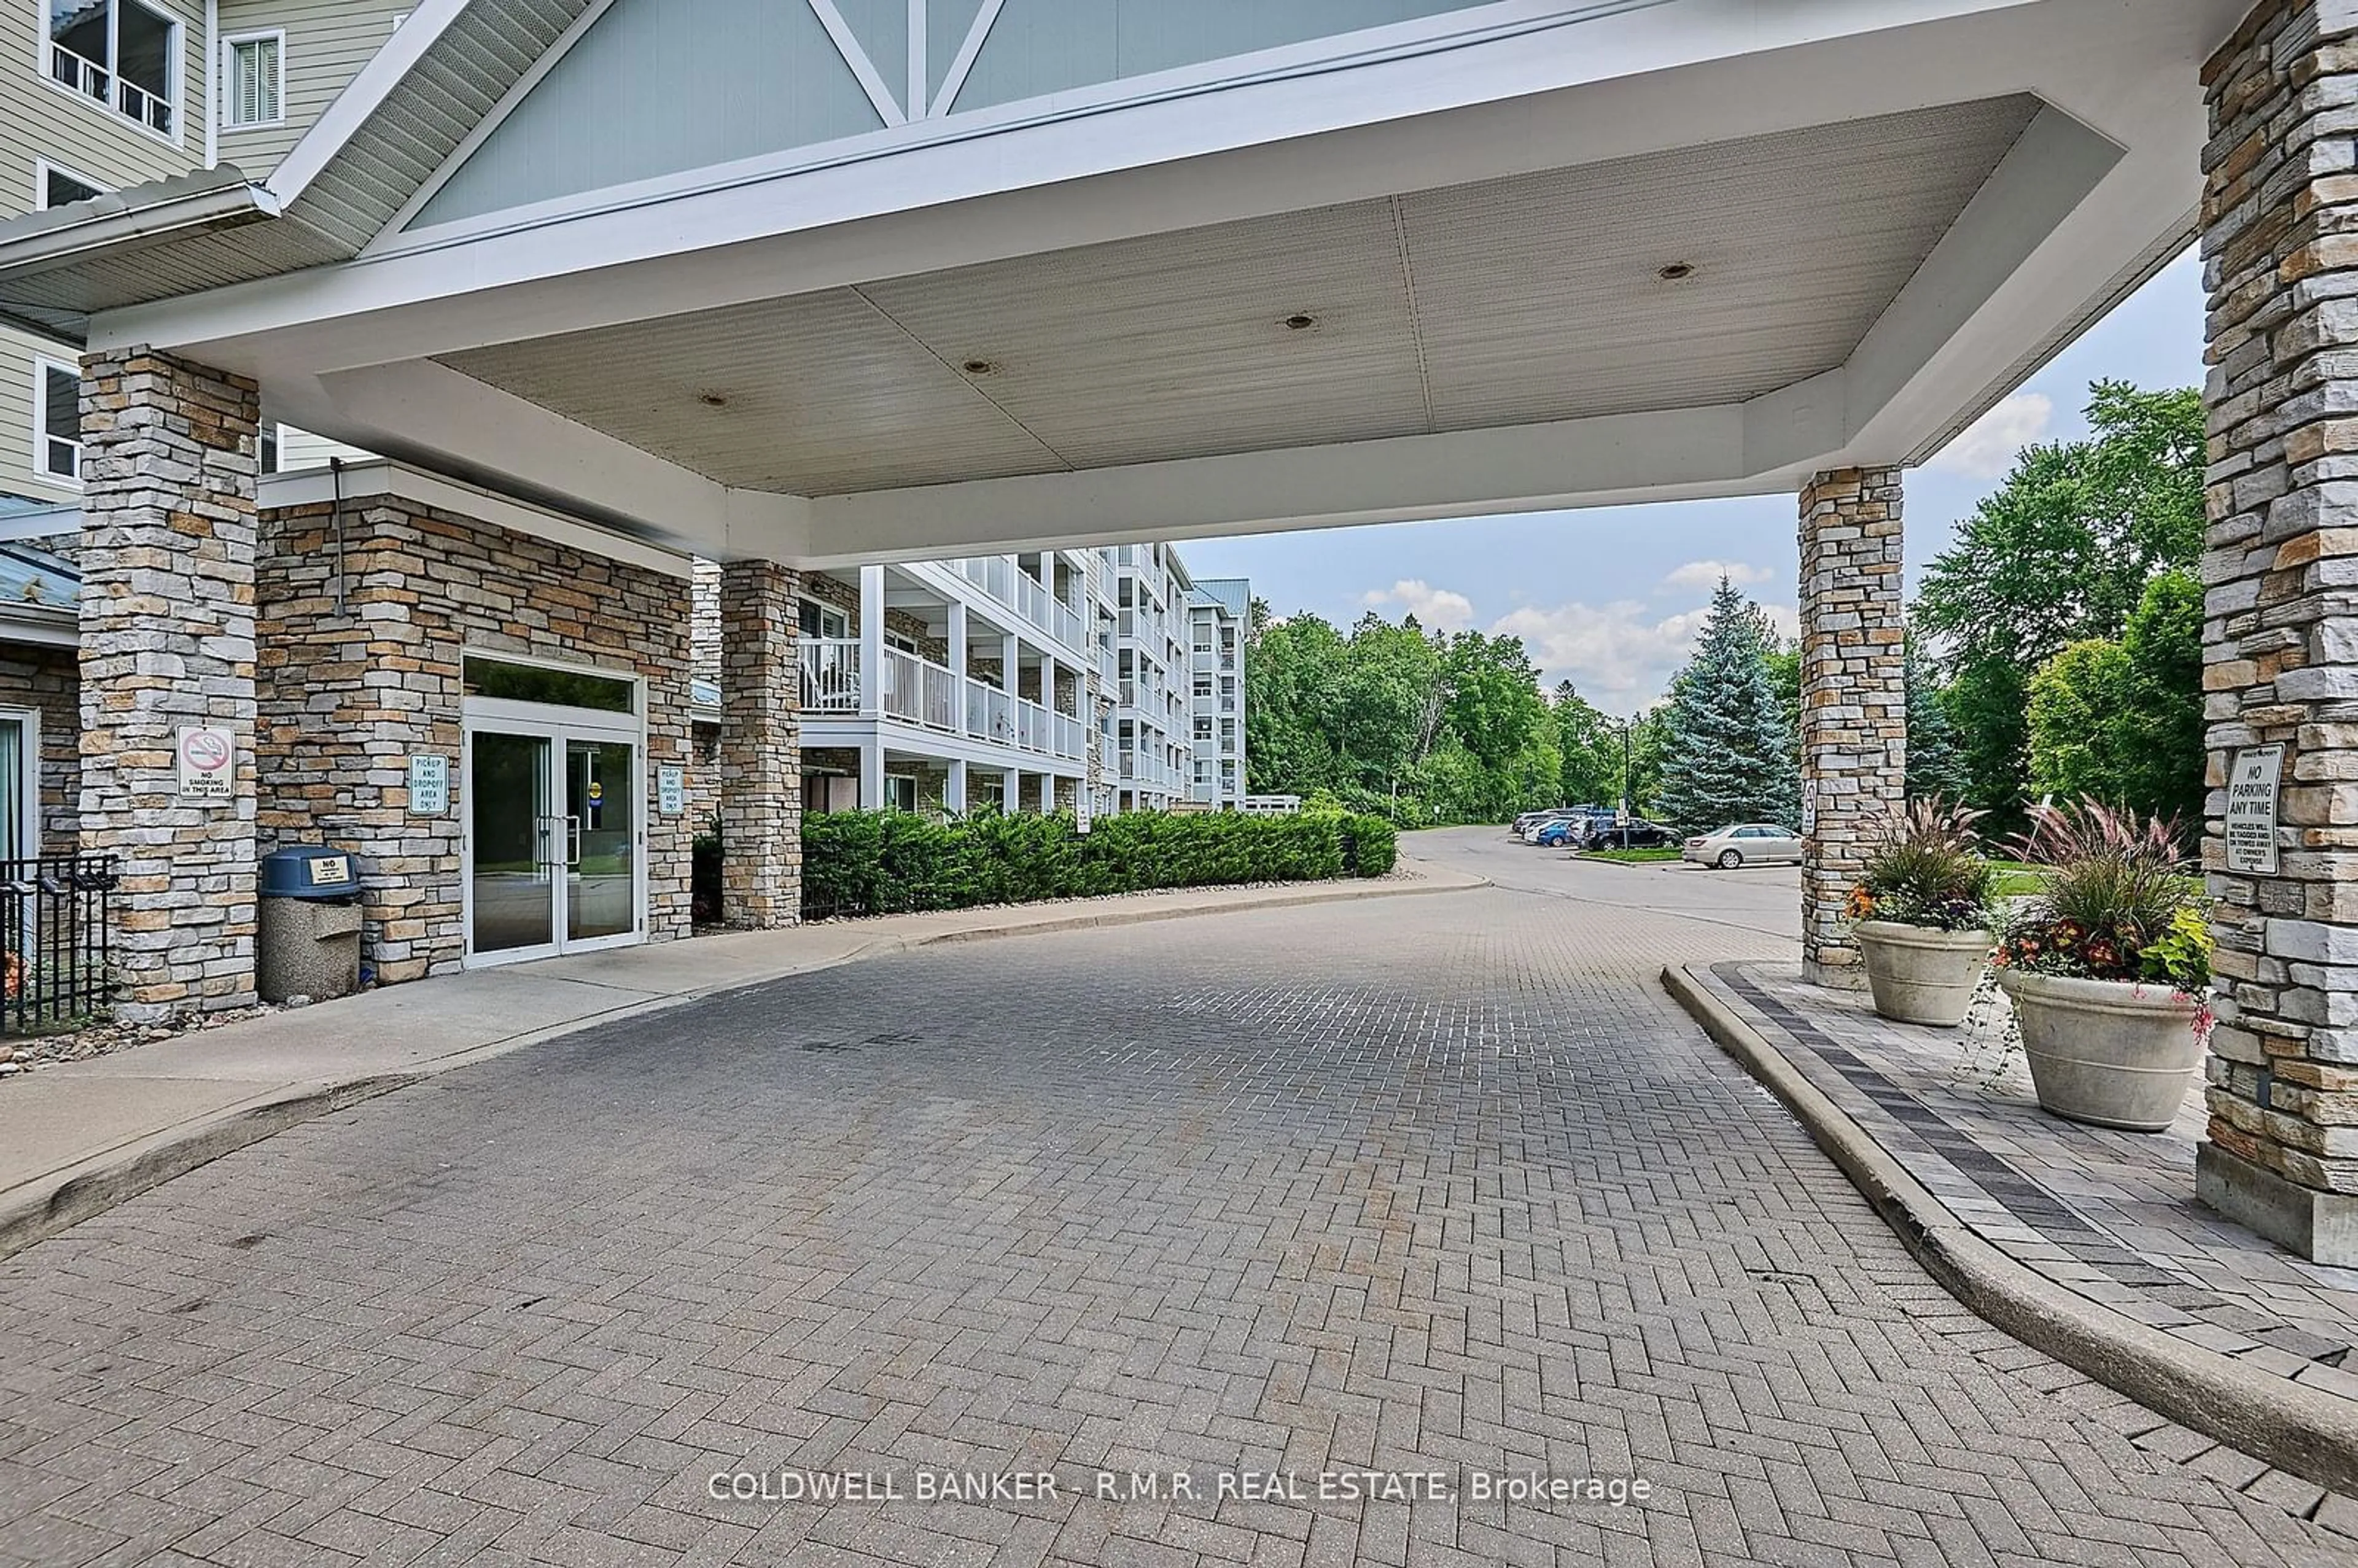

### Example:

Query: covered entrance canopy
xmin=0 ymin=0 xmax=2226 ymax=565
xmin=24 ymin=0 xmax=2358 ymax=1267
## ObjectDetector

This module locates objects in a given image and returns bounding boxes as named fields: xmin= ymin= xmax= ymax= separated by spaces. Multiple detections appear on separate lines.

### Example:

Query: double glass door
xmin=467 ymin=720 xmax=640 ymax=961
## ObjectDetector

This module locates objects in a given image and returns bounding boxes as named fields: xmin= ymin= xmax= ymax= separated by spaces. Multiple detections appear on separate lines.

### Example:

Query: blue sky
xmin=1181 ymin=250 xmax=2207 ymax=718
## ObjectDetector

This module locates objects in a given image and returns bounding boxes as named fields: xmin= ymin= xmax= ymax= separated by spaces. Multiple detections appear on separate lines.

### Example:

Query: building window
xmin=885 ymin=775 xmax=917 ymax=813
xmin=260 ymin=424 xmax=280 ymax=474
xmin=798 ymin=599 xmax=848 ymax=640
xmin=33 ymin=360 xmax=80 ymax=486
xmin=36 ymin=160 xmax=103 ymax=208
xmin=47 ymin=0 xmax=179 ymax=138
xmin=219 ymin=31 xmax=283 ymax=129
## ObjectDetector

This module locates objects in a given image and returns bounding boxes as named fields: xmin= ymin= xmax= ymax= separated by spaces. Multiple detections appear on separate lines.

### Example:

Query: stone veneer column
xmin=1797 ymin=467 xmax=1907 ymax=988
xmin=2195 ymin=0 xmax=2358 ymax=1262
xmin=79 ymin=347 xmax=261 ymax=1019
xmin=718 ymin=560 xmax=801 ymax=928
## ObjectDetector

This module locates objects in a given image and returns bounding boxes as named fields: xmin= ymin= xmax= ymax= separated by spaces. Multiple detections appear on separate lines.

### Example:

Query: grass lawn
xmin=1582 ymin=847 xmax=1683 ymax=863
xmin=1989 ymin=860 xmax=2047 ymax=898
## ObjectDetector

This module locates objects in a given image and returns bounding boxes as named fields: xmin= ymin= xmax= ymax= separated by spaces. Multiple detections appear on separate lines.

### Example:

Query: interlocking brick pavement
xmin=1 ymin=833 xmax=2354 ymax=1566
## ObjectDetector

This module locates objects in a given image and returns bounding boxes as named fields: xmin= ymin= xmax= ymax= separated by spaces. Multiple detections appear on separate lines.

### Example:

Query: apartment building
xmin=691 ymin=546 xmax=1245 ymax=825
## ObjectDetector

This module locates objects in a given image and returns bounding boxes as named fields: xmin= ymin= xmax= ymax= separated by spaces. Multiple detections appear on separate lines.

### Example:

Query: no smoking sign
xmin=176 ymin=725 xmax=236 ymax=802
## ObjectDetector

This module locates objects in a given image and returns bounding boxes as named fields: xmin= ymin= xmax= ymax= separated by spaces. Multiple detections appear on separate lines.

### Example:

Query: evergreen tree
xmin=1903 ymin=635 xmax=1969 ymax=802
xmin=1657 ymin=578 xmax=1796 ymax=831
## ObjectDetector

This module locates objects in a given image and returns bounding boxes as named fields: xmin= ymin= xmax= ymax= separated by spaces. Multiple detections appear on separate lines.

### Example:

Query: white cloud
xmin=1928 ymin=391 xmax=2053 ymax=481
xmin=1491 ymin=597 xmax=1799 ymax=712
xmin=1663 ymin=560 xmax=1774 ymax=592
xmin=1361 ymin=578 xmax=1476 ymax=633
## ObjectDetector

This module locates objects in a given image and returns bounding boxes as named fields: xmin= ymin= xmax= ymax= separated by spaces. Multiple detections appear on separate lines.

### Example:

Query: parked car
xmin=1516 ymin=808 xmax=1588 ymax=843
xmin=1682 ymin=823 xmax=1805 ymax=868
xmin=1533 ymin=817 xmax=1586 ymax=847
xmin=1587 ymin=817 xmax=1678 ymax=850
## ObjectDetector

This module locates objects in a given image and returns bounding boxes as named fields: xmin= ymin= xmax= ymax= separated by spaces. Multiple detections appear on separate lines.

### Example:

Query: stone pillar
xmin=79 ymin=348 xmax=262 ymax=1020
xmin=2194 ymin=0 xmax=2358 ymax=1262
xmin=718 ymin=559 xmax=801 ymax=929
xmin=1797 ymin=467 xmax=1907 ymax=988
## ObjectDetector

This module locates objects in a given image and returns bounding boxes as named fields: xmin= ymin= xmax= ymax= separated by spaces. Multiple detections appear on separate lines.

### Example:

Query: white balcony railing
xmin=49 ymin=44 xmax=173 ymax=135
xmin=879 ymin=646 xmax=956 ymax=730
xmin=801 ymin=637 xmax=860 ymax=711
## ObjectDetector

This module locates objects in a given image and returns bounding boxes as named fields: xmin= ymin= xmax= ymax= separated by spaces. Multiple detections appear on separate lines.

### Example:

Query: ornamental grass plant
xmin=1994 ymin=799 xmax=2210 ymax=990
xmin=1844 ymin=796 xmax=1998 ymax=933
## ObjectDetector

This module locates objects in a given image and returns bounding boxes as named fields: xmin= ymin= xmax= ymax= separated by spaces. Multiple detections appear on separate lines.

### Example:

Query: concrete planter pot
xmin=1855 ymin=921 xmax=1992 ymax=1027
xmin=1997 ymin=969 xmax=2206 ymax=1133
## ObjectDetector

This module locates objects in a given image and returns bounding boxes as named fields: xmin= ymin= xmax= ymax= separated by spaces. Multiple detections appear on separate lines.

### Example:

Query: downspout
xmin=203 ymin=0 xmax=219 ymax=168
xmin=328 ymin=454 xmax=346 ymax=615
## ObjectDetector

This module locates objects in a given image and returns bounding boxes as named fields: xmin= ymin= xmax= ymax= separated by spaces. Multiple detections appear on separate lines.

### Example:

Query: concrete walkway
xmin=0 ymin=860 xmax=1481 ymax=1261
xmin=1669 ymin=958 xmax=2358 ymax=1509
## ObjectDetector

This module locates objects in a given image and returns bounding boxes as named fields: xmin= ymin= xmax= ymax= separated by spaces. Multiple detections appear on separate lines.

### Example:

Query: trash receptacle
xmin=258 ymin=845 xmax=362 ymax=1004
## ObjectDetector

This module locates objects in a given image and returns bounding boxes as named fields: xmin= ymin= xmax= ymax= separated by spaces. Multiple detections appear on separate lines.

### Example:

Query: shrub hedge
xmin=800 ymin=809 xmax=1398 ymax=919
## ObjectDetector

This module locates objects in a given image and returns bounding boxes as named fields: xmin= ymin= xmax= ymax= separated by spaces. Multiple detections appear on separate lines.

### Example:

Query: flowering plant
xmin=1992 ymin=800 xmax=2209 ymax=990
xmin=1845 ymin=796 xmax=1998 ymax=933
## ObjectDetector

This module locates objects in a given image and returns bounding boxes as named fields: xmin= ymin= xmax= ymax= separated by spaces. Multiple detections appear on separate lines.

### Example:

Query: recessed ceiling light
xmin=1283 ymin=313 xmax=1318 ymax=332
xmin=962 ymin=359 xmax=998 ymax=376
xmin=698 ymin=391 xmax=729 ymax=408
xmin=1657 ymin=263 xmax=1696 ymax=282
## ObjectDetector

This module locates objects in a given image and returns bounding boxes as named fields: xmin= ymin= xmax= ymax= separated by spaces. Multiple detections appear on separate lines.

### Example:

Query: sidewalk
xmin=1668 ymin=958 xmax=2358 ymax=1509
xmin=0 ymin=858 xmax=1482 ymax=1260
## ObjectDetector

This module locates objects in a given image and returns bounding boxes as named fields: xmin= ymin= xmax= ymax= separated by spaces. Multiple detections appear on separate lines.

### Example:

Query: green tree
xmin=1914 ymin=381 xmax=2203 ymax=822
xmin=1657 ymin=578 xmax=1797 ymax=831
xmin=1904 ymin=635 xmax=1969 ymax=802
xmin=2027 ymin=639 xmax=2133 ymax=805
xmin=1552 ymin=681 xmax=1621 ymax=804
xmin=2022 ymin=569 xmax=2204 ymax=825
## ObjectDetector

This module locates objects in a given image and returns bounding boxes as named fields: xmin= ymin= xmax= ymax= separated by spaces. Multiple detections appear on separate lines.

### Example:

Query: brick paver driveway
xmin=4 ymin=829 xmax=2352 ymax=1566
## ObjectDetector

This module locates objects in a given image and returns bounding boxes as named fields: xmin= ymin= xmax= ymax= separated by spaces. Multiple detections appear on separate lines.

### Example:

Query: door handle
xmin=566 ymin=815 xmax=583 ymax=869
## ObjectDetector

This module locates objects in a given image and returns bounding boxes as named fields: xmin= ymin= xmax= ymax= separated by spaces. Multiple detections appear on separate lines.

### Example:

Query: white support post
xmin=1004 ymin=766 xmax=1022 ymax=812
xmin=946 ymin=758 xmax=967 ymax=814
xmin=859 ymin=564 xmax=885 ymax=720
xmin=947 ymin=601 xmax=968 ymax=681
xmin=859 ymin=736 xmax=884 ymax=811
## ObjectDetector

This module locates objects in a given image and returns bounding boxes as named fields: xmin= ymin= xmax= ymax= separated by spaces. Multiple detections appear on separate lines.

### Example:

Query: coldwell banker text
xmin=708 ymin=1469 xmax=1654 ymax=1508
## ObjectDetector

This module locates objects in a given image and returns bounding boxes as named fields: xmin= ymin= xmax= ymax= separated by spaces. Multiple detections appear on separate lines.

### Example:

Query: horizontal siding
xmin=0 ymin=324 xmax=81 ymax=510
xmin=217 ymin=0 xmax=408 ymax=176
xmin=274 ymin=425 xmax=374 ymax=471
xmin=0 ymin=0 xmax=211 ymax=224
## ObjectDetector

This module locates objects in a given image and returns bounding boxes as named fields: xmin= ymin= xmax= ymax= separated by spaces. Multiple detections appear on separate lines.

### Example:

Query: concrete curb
xmin=1662 ymin=961 xmax=2358 ymax=1496
xmin=0 ymin=869 xmax=1484 ymax=1264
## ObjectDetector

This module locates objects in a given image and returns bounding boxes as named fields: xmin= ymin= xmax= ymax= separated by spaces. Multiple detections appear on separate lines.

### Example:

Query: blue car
xmin=1534 ymin=818 xmax=1583 ymax=847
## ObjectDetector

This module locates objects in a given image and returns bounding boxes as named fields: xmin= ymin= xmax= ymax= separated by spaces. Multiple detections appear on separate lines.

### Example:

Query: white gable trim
xmin=263 ymin=0 xmax=471 ymax=203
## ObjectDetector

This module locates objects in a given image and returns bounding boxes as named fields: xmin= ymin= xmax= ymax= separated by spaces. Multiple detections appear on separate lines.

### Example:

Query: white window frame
xmin=0 ymin=707 xmax=41 ymax=862
xmin=39 ymin=0 xmax=183 ymax=145
xmin=33 ymin=157 xmax=104 ymax=209
xmin=801 ymin=599 xmax=848 ymax=640
xmin=31 ymin=357 xmax=82 ymax=490
xmin=884 ymin=774 xmax=918 ymax=813
xmin=217 ymin=27 xmax=285 ymax=131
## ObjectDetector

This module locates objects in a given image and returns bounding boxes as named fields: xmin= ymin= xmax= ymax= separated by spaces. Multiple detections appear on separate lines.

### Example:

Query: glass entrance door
xmin=469 ymin=729 xmax=556 ymax=956
xmin=566 ymin=738 xmax=637 ymax=943
xmin=467 ymin=722 xmax=642 ymax=962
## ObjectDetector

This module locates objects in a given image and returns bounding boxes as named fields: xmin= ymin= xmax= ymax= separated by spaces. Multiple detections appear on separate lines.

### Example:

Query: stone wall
xmin=255 ymin=495 xmax=695 ymax=982
xmin=2195 ymin=0 xmax=2358 ymax=1260
xmin=78 ymin=348 xmax=261 ymax=1018
xmin=0 ymin=642 xmax=80 ymax=859
xmin=1797 ymin=467 xmax=1907 ymax=988
xmin=690 ymin=558 xmax=722 ymax=689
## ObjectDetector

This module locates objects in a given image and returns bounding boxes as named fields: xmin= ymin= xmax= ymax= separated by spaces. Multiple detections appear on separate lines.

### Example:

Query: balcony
xmin=47 ymin=43 xmax=173 ymax=136
xmin=952 ymin=556 xmax=1088 ymax=654
xmin=799 ymin=637 xmax=1084 ymax=763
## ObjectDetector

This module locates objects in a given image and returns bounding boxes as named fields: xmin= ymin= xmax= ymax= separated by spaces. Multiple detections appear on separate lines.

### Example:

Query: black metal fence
xmin=0 ymin=855 xmax=115 ymax=1034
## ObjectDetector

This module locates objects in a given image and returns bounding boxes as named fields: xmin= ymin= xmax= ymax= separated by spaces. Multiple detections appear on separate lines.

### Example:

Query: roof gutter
xmin=0 ymin=179 xmax=282 ymax=286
